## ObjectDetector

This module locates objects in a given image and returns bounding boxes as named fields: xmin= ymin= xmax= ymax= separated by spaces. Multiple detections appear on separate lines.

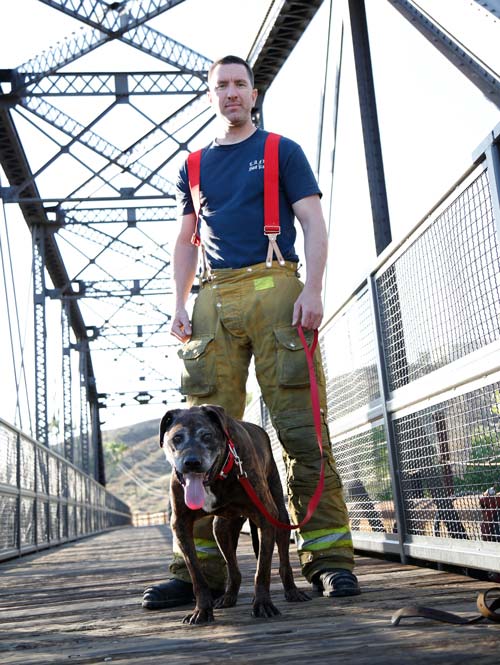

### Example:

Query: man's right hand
xmin=170 ymin=308 xmax=192 ymax=343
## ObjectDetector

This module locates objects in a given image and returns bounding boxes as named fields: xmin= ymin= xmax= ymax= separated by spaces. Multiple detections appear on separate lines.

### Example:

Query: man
xmin=142 ymin=55 xmax=360 ymax=609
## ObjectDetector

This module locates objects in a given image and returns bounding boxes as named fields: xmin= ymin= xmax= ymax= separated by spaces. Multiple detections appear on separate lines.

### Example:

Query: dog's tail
xmin=249 ymin=521 xmax=260 ymax=558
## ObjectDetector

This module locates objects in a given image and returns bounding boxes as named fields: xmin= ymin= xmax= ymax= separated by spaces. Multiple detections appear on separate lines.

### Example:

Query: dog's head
xmin=159 ymin=405 xmax=229 ymax=510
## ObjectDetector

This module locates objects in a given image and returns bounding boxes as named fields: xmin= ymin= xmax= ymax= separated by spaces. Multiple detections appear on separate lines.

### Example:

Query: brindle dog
xmin=160 ymin=404 xmax=310 ymax=625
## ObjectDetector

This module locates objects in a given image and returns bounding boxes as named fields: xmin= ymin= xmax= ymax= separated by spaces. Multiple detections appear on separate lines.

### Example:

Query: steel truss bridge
xmin=1 ymin=0 xmax=500 ymax=568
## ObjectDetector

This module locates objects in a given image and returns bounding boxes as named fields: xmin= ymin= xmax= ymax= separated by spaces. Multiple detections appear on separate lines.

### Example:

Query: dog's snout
xmin=183 ymin=456 xmax=203 ymax=472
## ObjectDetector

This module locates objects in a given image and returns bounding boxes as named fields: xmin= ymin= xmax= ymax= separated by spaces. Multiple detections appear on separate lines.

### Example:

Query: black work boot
xmin=142 ymin=579 xmax=224 ymax=610
xmin=311 ymin=569 xmax=361 ymax=598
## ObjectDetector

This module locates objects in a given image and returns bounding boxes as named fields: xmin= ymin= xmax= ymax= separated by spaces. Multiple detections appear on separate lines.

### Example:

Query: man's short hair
xmin=208 ymin=55 xmax=255 ymax=88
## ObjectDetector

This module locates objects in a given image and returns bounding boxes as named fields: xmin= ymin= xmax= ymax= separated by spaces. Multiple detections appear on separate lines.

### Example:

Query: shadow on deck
xmin=0 ymin=525 xmax=498 ymax=664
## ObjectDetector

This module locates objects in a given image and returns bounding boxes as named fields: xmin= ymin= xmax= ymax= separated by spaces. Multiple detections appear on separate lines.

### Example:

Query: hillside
xmin=102 ymin=419 xmax=170 ymax=515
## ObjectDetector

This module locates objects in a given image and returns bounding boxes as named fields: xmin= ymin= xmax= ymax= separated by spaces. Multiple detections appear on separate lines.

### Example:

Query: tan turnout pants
xmin=171 ymin=261 xmax=354 ymax=586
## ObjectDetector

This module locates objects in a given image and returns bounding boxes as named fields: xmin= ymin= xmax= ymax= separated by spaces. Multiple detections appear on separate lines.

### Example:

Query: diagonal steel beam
xmin=11 ymin=0 xmax=192 ymax=92
xmin=470 ymin=0 xmax=500 ymax=19
xmin=61 ymin=224 xmax=170 ymax=271
xmin=387 ymin=0 xmax=500 ymax=108
xmin=39 ymin=0 xmax=187 ymax=33
xmin=20 ymin=96 xmax=176 ymax=195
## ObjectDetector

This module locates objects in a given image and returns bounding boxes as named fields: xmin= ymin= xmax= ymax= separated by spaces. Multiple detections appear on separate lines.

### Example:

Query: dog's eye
xmin=172 ymin=434 xmax=183 ymax=445
xmin=202 ymin=433 xmax=213 ymax=442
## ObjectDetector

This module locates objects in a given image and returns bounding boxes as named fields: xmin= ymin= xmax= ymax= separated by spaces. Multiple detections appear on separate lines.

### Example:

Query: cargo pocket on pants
xmin=178 ymin=335 xmax=216 ymax=396
xmin=274 ymin=325 xmax=315 ymax=387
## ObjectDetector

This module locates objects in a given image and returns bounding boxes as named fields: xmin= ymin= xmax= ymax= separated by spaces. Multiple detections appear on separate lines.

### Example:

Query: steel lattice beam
xmin=11 ymin=0 xmax=193 ymax=92
xmin=249 ymin=0 xmax=324 ymax=111
xmin=62 ymin=303 xmax=74 ymax=463
xmin=1 ymin=0 xmax=330 ymax=480
xmin=60 ymin=206 xmax=176 ymax=223
xmin=59 ymin=277 xmax=173 ymax=298
xmin=470 ymin=0 xmax=500 ymax=20
xmin=387 ymin=0 xmax=500 ymax=108
xmin=17 ymin=72 xmax=207 ymax=97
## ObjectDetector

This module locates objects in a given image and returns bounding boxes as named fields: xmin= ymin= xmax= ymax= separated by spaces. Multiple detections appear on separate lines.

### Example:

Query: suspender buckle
xmin=265 ymin=233 xmax=286 ymax=267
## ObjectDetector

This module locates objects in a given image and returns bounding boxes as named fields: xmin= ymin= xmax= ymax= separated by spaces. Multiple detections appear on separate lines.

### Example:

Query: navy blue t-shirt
xmin=175 ymin=129 xmax=321 ymax=269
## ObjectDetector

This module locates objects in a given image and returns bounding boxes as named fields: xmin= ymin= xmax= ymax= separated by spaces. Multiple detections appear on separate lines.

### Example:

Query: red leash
xmin=187 ymin=140 xmax=324 ymax=529
xmin=233 ymin=325 xmax=325 ymax=531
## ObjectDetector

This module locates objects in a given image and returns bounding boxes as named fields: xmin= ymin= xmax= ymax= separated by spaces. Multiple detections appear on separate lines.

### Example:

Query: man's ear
xmin=159 ymin=410 xmax=179 ymax=447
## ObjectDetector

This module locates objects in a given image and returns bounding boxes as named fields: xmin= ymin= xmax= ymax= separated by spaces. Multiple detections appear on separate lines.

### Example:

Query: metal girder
xmin=95 ymin=323 xmax=172 ymax=337
xmin=18 ymin=72 xmax=207 ymax=97
xmin=348 ymin=0 xmax=392 ymax=254
xmin=60 ymin=224 xmax=170 ymax=272
xmin=13 ymin=0 xmax=210 ymax=93
xmin=0 ymin=0 xmax=323 ymax=479
xmin=33 ymin=225 xmax=48 ymax=445
xmin=61 ymin=277 xmax=173 ymax=298
xmin=60 ymin=206 xmax=175 ymax=224
xmin=102 ymin=389 xmax=185 ymax=408
xmin=387 ymin=0 xmax=500 ymax=108
xmin=79 ymin=343 xmax=90 ymax=473
xmin=20 ymin=97 xmax=176 ymax=196
xmin=249 ymin=0 xmax=324 ymax=107
xmin=39 ymin=0 xmax=187 ymax=31
xmin=470 ymin=0 xmax=500 ymax=19
xmin=61 ymin=303 xmax=74 ymax=463
xmin=11 ymin=0 xmax=193 ymax=91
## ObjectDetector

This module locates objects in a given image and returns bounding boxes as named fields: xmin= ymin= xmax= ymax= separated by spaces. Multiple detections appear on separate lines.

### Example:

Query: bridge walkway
xmin=0 ymin=525 xmax=498 ymax=664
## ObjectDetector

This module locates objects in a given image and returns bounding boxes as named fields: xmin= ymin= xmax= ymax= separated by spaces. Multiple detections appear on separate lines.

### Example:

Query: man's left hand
xmin=292 ymin=287 xmax=323 ymax=330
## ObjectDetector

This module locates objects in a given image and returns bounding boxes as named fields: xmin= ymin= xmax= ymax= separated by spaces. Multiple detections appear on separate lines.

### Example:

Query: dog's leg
xmin=270 ymin=471 xmax=311 ymax=603
xmin=276 ymin=528 xmax=310 ymax=602
xmin=171 ymin=511 xmax=215 ymax=625
xmin=212 ymin=516 xmax=244 ymax=608
xmin=252 ymin=517 xmax=281 ymax=617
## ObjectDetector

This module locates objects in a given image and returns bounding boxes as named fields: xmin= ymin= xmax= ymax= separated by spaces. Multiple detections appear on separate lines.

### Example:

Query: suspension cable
xmin=0 ymin=185 xmax=34 ymax=434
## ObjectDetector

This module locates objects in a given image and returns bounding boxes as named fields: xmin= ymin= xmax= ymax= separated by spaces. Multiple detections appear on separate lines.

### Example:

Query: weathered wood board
xmin=0 ymin=525 xmax=498 ymax=664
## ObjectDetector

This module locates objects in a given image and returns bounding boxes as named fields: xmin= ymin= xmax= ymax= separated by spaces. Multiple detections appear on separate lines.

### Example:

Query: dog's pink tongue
xmin=183 ymin=473 xmax=206 ymax=510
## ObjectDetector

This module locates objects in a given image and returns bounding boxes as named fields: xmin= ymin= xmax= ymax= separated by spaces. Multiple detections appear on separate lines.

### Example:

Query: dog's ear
xmin=200 ymin=404 xmax=228 ymax=435
xmin=159 ymin=409 xmax=179 ymax=447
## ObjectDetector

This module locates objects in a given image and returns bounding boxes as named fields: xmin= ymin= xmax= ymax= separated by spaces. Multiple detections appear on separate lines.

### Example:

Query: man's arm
xmin=292 ymin=194 xmax=328 ymax=330
xmin=170 ymin=212 xmax=199 ymax=342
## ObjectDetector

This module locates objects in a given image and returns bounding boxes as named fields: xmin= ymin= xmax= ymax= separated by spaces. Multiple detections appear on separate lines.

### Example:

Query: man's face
xmin=207 ymin=63 xmax=257 ymax=127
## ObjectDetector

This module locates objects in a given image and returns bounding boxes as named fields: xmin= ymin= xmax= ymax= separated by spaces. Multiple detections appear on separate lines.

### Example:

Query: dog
xmin=160 ymin=404 xmax=310 ymax=625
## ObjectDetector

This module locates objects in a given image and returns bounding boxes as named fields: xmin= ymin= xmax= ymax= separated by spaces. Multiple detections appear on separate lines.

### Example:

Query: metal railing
xmin=133 ymin=511 xmax=169 ymax=527
xmin=246 ymin=124 xmax=500 ymax=574
xmin=0 ymin=417 xmax=131 ymax=562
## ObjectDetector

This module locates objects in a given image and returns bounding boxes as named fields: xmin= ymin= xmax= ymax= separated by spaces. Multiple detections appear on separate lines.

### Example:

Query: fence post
xmin=367 ymin=275 xmax=407 ymax=563
xmin=16 ymin=430 xmax=21 ymax=557
xmin=483 ymin=129 xmax=500 ymax=247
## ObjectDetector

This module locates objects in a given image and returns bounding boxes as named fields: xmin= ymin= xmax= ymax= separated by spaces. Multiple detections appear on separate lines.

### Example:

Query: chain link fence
xmin=0 ymin=418 xmax=131 ymax=562
xmin=246 ymin=129 xmax=500 ymax=573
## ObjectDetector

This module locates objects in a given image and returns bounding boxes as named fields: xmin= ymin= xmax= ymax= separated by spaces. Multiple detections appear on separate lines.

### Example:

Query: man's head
xmin=207 ymin=55 xmax=257 ymax=129
xmin=208 ymin=55 xmax=254 ymax=88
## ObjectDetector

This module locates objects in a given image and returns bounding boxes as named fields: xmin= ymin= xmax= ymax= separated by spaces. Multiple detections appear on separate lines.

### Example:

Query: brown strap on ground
xmin=391 ymin=587 xmax=500 ymax=626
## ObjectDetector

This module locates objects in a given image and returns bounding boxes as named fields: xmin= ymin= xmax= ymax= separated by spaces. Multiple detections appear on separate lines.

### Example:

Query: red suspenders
xmin=186 ymin=148 xmax=202 ymax=247
xmin=186 ymin=132 xmax=285 ymax=266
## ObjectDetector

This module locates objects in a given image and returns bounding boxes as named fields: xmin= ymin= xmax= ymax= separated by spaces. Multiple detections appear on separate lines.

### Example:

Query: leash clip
xmin=227 ymin=440 xmax=246 ymax=478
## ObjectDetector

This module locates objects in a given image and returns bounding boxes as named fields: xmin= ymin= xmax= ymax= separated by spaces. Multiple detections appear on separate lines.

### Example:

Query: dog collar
xmin=216 ymin=435 xmax=246 ymax=480
xmin=216 ymin=444 xmax=235 ymax=480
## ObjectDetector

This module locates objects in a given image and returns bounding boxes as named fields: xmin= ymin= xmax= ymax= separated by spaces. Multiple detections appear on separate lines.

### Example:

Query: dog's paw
xmin=284 ymin=587 xmax=311 ymax=603
xmin=182 ymin=607 xmax=215 ymax=625
xmin=213 ymin=592 xmax=238 ymax=609
xmin=251 ymin=598 xmax=281 ymax=618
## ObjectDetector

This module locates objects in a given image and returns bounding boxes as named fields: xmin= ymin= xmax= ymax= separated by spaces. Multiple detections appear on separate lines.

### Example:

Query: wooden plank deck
xmin=1 ymin=525 xmax=498 ymax=664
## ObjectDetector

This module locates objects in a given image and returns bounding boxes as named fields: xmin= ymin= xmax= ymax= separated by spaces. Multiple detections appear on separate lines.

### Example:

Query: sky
xmin=1 ymin=0 xmax=499 ymax=435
